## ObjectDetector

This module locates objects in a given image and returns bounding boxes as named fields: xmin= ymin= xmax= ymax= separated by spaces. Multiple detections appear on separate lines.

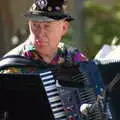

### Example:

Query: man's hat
xmin=24 ymin=0 xmax=74 ymax=22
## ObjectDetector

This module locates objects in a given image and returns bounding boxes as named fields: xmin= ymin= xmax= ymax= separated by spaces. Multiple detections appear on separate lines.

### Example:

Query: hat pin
xmin=37 ymin=0 xmax=48 ymax=9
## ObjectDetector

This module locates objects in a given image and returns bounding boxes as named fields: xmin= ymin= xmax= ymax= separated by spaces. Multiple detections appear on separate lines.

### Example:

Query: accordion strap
xmin=0 ymin=55 xmax=50 ymax=69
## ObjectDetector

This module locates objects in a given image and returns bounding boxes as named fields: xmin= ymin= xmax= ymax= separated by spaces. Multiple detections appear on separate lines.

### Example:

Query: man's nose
xmin=36 ymin=25 xmax=46 ymax=38
xmin=38 ymin=25 xmax=45 ymax=34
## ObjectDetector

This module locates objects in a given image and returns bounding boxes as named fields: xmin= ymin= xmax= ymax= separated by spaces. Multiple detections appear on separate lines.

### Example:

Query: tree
xmin=83 ymin=0 xmax=120 ymax=58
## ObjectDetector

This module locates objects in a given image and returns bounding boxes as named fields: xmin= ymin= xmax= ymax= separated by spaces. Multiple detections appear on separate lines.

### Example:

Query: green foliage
xmin=83 ymin=0 xmax=120 ymax=58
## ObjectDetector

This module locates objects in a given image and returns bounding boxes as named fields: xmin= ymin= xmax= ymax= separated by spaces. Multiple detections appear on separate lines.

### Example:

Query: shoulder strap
xmin=0 ymin=55 xmax=50 ymax=70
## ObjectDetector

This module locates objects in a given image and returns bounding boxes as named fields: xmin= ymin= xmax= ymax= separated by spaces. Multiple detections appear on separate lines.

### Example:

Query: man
xmin=0 ymin=1 xmax=107 ymax=120
xmin=2 ymin=0 xmax=87 ymax=72
xmin=0 ymin=0 xmax=89 ymax=119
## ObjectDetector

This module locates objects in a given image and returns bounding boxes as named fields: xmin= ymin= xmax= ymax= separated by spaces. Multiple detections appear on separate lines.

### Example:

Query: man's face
xmin=29 ymin=20 xmax=69 ymax=57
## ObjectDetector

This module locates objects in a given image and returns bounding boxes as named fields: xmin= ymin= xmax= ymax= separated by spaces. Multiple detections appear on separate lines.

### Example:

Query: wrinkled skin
xmin=28 ymin=20 xmax=69 ymax=63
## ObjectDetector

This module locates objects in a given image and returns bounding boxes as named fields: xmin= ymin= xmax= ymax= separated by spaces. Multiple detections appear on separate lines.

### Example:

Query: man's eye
xmin=34 ymin=25 xmax=41 ymax=30
xmin=44 ymin=24 xmax=50 ymax=28
xmin=33 ymin=23 xmax=37 ymax=27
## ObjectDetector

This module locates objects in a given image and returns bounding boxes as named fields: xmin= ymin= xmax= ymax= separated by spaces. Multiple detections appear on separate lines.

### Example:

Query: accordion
xmin=97 ymin=61 xmax=120 ymax=120
xmin=0 ymin=55 xmax=116 ymax=120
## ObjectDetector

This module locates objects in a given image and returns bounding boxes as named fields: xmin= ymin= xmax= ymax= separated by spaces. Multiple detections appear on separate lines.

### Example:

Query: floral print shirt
xmin=0 ymin=42 xmax=88 ymax=74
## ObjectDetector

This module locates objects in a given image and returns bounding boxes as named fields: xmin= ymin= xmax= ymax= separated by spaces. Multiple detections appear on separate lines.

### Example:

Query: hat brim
xmin=24 ymin=11 xmax=74 ymax=22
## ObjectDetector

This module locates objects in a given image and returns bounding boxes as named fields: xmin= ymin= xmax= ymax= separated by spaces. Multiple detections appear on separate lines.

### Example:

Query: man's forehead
xmin=30 ymin=19 xmax=64 ymax=24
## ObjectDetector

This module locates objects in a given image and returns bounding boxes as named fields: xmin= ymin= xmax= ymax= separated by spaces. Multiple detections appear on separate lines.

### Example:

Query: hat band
xmin=31 ymin=10 xmax=65 ymax=16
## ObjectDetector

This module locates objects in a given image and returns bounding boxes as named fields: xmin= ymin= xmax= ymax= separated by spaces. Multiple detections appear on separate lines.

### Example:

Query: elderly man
xmin=2 ymin=0 xmax=87 ymax=71
xmin=0 ymin=1 xmax=108 ymax=120
xmin=0 ymin=0 xmax=89 ymax=119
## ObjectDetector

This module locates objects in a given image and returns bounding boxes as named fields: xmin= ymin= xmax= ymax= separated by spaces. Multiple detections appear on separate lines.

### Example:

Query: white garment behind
xmin=94 ymin=44 xmax=120 ymax=64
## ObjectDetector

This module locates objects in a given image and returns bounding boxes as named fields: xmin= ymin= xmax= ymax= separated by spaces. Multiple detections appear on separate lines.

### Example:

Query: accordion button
xmin=68 ymin=96 xmax=72 ymax=102
xmin=68 ymin=116 xmax=76 ymax=120
xmin=66 ymin=107 xmax=72 ymax=112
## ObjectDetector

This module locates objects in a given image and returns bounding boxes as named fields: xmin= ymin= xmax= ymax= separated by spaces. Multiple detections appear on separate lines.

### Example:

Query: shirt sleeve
xmin=72 ymin=50 xmax=88 ymax=62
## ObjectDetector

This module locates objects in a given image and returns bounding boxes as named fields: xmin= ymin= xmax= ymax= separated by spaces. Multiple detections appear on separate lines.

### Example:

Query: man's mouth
xmin=35 ymin=39 xmax=48 ymax=46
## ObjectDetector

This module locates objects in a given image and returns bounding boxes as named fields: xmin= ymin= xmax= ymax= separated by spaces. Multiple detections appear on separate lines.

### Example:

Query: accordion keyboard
xmin=40 ymin=70 xmax=67 ymax=120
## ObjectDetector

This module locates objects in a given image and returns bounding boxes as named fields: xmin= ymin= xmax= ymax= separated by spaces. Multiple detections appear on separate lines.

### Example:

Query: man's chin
xmin=37 ymin=49 xmax=50 ymax=55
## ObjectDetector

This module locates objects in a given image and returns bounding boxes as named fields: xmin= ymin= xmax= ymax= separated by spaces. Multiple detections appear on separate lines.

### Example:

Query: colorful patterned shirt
xmin=0 ymin=42 xmax=88 ymax=74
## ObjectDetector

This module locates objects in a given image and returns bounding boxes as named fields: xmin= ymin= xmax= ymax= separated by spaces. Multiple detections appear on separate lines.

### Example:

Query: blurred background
xmin=0 ymin=0 xmax=120 ymax=59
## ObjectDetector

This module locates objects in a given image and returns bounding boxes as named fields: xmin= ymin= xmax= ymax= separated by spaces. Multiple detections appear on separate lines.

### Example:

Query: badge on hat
xmin=36 ymin=0 xmax=48 ymax=10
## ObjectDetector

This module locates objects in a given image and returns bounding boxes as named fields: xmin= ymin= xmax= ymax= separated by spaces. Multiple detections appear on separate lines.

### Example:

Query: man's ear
xmin=62 ymin=21 xmax=69 ymax=36
xmin=28 ymin=20 xmax=32 ymax=33
xmin=28 ymin=20 xmax=31 ymax=26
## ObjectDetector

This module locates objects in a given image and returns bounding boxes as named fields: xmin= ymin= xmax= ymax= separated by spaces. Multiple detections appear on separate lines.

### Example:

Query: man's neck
xmin=38 ymin=51 xmax=57 ymax=64
xmin=42 ymin=55 xmax=54 ymax=63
